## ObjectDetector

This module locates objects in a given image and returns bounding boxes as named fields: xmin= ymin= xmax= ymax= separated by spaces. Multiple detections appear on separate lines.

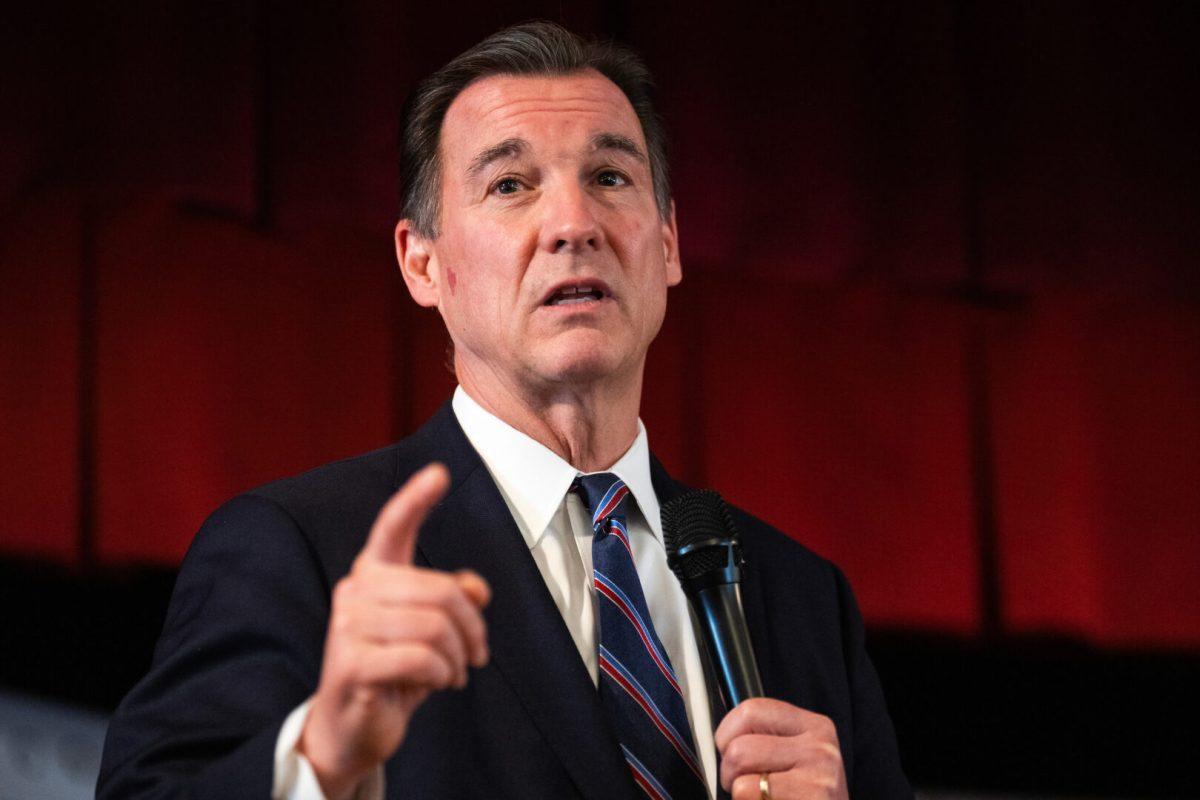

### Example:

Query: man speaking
xmin=98 ymin=22 xmax=911 ymax=800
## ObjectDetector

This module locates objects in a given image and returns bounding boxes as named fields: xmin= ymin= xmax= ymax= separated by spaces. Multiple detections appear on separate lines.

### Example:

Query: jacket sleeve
xmin=832 ymin=564 xmax=914 ymax=799
xmin=97 ymin=493 xmax=332 ymax=799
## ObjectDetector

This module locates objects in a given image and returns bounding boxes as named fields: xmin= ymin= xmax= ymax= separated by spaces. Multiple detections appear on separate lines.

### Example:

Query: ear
xmin=662 ymin=199 xmax=682 ymax=287
xmin=395 ymin=219 xmax=441 ymax=308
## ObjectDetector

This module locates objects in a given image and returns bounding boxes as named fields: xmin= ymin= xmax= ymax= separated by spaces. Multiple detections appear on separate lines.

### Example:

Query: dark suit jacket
xmin=98 ymin=402 xmax=912 ymax=799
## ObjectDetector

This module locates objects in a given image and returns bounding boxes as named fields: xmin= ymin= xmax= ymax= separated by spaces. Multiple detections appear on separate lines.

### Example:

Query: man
xmin=98 ymin=22 xmax=911 ymax=800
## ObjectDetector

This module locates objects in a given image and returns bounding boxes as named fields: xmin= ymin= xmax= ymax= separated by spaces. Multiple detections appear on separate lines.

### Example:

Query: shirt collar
xmin=451 ymin=386 xmax=663 ymax=549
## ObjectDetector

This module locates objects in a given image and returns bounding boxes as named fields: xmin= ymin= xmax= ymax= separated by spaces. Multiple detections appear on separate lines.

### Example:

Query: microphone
xmin=662 ymin=489 xmax=763 ymax=713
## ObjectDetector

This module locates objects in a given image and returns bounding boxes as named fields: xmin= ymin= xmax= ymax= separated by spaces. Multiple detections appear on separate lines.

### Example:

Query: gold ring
xmin=759 ymin=771 xmax=772 ymax=800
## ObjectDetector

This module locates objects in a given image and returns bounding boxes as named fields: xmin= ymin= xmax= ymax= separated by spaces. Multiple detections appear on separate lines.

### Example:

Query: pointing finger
xmin=361 ymin=463 xmax=450 ymax=565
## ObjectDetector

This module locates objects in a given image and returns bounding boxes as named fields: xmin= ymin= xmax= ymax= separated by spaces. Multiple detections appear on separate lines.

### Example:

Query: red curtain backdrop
xmin=2 ymin=1 xmax=1197 ymax=648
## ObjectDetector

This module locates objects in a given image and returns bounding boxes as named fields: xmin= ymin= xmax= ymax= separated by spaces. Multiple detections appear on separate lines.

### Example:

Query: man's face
xmin=407 ymin=70 xmax=681 ymax=394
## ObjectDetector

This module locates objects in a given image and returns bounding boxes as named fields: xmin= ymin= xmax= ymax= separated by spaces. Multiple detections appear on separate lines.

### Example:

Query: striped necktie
xmin=573 ymin=473 xmax=708 ymax=800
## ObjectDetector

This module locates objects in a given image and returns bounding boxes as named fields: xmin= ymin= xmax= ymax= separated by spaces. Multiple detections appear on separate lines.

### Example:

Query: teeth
xmin=547 ymin=284 xmax=602 ymax=306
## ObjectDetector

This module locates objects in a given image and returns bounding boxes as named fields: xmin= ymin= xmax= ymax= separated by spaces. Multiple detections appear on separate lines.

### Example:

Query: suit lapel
xmin=410 ymin=405 xmax=637 ymax=800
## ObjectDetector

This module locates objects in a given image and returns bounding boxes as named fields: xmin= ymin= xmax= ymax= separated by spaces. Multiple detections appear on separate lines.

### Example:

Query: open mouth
xmin=543 ymin=284 xmax=608 ymax=307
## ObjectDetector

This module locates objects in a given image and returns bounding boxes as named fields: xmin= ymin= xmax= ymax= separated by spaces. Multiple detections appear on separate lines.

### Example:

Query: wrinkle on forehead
xmin=441 ymin=72 xmax=646 ymax=167
xmin=482 ymin=99 xmax=626 ymax=122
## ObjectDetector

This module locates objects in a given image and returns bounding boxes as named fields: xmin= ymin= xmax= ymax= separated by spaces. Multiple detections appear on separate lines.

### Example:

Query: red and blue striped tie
xmin=573 ymin=473 xmax=708 ymax=800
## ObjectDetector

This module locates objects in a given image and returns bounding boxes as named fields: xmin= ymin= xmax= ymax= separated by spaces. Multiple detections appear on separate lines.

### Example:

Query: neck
xmin=456 ymin=360 xmax=643 ymax=473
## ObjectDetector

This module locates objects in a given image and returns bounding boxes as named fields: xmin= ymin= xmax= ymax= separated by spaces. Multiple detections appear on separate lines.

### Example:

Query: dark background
xmin=1 ymin=1 xmax=1197 ymax=796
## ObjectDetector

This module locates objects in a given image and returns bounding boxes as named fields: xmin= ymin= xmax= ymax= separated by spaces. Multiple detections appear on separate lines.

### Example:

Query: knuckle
xmin=408 ymin=646 xmax=449 ymax=683
xmin=818 ymin=742 xmax=844 ymax=774
xmin=817 ymin=766 xmax=842 ymax=795
xmin=425 ymin=651 xmax=454 ymax=685
xmin=814 ymin=713 xmax=837 ymax=739
xmin=434 ymin=616 xmax=461 ymax=653
xmin=731 ymin=699 xmax=755 ymax=728
xmin=723 ymin=736 xmax=749 ymax=773
xmin=429 ymin=610 xmax=459 ymax=647
xmin=395 ymin=644 xmax=428 ymax=677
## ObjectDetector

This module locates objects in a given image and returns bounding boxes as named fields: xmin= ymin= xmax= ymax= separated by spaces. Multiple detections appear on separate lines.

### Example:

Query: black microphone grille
xmin=661 ymin=489 xmax=741 ymax=582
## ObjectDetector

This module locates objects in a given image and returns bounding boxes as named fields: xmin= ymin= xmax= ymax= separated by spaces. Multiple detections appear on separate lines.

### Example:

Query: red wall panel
xmin=696 ymin=283 xmax=979 ymax=632
xmin=0 ymin=191 xmax=83 ymax=562
xmin=92 ymin=197 xmax=401 ymax=564
xmin=2 ymin=1 xmax=1197 ymax=648
xmin=991 ymin=293 xmax=1200 ymax=646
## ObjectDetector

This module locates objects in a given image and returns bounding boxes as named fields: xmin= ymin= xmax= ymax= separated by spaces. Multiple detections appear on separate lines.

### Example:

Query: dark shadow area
xmin=874 ymin=631 xmax=1200 ymax=798
xmin=0 ymin=558 xmax=175 ymax=712
xmin=3 ymin=556 xmax=1196 ymax=797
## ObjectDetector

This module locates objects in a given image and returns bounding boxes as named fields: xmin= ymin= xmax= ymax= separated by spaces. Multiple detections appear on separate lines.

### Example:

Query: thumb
xmin=361 ymin=462 xmax=450 ymax=564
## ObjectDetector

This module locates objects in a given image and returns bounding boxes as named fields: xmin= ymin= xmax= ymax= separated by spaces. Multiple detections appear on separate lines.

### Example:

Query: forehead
xmin=440 ymin=71 xmax=645 ymax=165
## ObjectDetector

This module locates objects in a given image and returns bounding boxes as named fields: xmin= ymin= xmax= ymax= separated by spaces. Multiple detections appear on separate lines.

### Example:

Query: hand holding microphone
xmin=664 ymin=490 xmax=847 ymax=800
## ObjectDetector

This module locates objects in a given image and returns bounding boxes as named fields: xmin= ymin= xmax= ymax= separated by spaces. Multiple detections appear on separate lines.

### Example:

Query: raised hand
xmin=298 ymin=463 xmax=491 ymax=800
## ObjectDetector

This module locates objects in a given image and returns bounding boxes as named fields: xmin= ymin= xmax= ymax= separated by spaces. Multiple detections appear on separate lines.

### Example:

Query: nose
xmin=540 ymin=181 xmax=604 ymax=254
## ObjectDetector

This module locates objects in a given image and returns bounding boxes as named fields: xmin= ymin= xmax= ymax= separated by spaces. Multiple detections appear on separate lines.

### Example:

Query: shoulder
xmin=725 ymin=503 xmax=849 ymax=610
xmin=728 ymin=504 xmax=833 ymax=576
xmin=246 ymin=440 xmax=402 ymax=527
xmin=649 ymin=456 xmax=845 ymax=603
xmin=193 ymin=403 xmax=465 ymax=584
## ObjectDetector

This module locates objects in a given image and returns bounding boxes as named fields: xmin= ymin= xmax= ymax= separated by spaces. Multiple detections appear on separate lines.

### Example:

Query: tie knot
xmin=572 ymin=473 xmax=631 ymax=528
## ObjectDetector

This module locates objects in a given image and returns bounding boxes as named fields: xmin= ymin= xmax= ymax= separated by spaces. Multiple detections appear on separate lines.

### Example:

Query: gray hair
xmin=400 ymin=21 xmax=671 ymax=238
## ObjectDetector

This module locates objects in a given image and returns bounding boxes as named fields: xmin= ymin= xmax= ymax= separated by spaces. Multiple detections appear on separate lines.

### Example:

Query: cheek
xmin=438 ymin=216 xmax=534 ymax=312
xmin=436 ymin=230 xmax=487 ymax=303
xmin=621 ymin=224 xmax=668 ymax=286
xmin=611 ymin=209 xmax=659 ymax=255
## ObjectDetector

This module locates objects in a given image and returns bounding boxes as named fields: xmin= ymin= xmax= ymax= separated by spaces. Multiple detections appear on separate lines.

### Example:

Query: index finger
xmin=360 ymin=462 xmax=450 ymax=564
xmin=714 ymin=698 xmax=828 ymax=753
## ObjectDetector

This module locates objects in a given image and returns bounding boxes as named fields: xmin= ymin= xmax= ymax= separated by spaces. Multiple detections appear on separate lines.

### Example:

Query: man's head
xmin=399 ymin=21 xmax=671 ymax=239
xmin=395 ymin=22 xmax=681 ymax=399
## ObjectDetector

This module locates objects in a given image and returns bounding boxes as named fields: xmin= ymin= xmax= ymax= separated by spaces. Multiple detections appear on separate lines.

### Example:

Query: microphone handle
xmin=692 ymin=582 xmax=763 ymax=710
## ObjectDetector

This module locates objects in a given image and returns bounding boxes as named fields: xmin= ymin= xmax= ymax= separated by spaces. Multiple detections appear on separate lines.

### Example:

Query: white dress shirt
xmin=274 ymin=387 xmax=717 ymax=799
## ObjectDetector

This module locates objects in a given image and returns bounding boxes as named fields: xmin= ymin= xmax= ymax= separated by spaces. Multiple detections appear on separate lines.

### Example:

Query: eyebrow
xmin=465 ymin=132 xmax=647 ymax=180
xmin=467 ymin=138 xmax=529 ymax=179
xmin=589 ymin=132 xmax=646 ymax=162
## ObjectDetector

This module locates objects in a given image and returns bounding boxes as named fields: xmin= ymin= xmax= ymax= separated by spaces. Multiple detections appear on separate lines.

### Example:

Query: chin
xmin=537 ymin=344 xmax=626 ymax=386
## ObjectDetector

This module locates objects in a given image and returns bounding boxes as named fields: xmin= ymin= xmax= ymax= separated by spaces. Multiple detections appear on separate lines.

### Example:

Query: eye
xmin=492 ymin=177 xmax=523 ymax=195
xmin=596 ymin=170 xmax=628 ymax=188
